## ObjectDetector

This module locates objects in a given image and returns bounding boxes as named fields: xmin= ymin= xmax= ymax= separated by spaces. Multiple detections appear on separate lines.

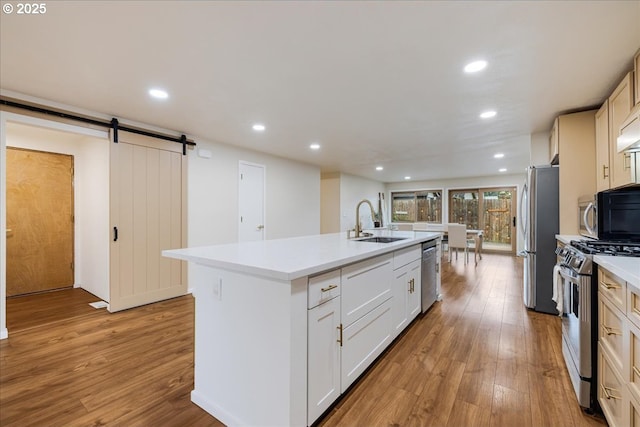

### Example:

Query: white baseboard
xmin=0 ymin=327 xmax=8 ymax=340
xmin=190 ymin=389 xmax=242 ymax=426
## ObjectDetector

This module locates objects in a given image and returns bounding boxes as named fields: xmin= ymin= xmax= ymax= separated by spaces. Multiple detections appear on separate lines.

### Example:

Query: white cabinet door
xmin=392 ymin=267 xmax=409 ymax=339
xmin=307 ymin=296 xmax=341 ymax=425
xmin=407 ymin=259 xmax=422 ymax=321
xmin=341 ymin=254 xmax=393 ymax=327
xmin=341 ymin=298 xmax=392 ymax=392
xmin=392 ymin=256 xmax=422 ymax=339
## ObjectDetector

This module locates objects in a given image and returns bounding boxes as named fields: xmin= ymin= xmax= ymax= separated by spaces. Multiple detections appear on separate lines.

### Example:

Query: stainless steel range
xmin=556 ymin=239 xmax=640 ymax=412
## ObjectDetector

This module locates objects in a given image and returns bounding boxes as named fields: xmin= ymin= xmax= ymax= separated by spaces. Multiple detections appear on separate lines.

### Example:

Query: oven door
xmin=560 ymin=267 xmax=592 ymax=378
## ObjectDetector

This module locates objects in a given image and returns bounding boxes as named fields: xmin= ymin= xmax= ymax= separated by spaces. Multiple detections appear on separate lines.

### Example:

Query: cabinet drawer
xmin=599 ymin=343 xmax=627 ymax=427
xmin=629 ymin=320 xmax=640 ymax=404
xmin=308 ymin=269 xmax=341 ymax=309
xmin=342 ymin=254 xmax=392 ymax=327
xmin=599 ymin=268 xmax=627 ymax=312
xmin=393 ymin=245 xmax=421 ymax=270
xmin=599 ymin=293 xmax=625 ymax=374
xmin=628 ymin=285 xmax=640 ymax=330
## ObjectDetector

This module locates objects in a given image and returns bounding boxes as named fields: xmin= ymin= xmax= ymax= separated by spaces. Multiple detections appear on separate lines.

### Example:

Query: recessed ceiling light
xmin=252 ymin=123 xmax=266 ymax=132
xmin=404 ymin=176 xmax=411 ymax=180
xmin=376 ymin=166 xmax=384 ymax=171
xmin=480 ymin=110 xmax=497 ymax=119
xmin=499 ymin=168 xmax=507 ymax=172
xmin=309 ymin=143 xmax=320 ymax=150
xmin=494 ymin=153 xmax=504 ymax=158
xmin=148 ymin=88 xmax=169 ymax=99
xmin=464 ymin=60 xmax=487 ymax=73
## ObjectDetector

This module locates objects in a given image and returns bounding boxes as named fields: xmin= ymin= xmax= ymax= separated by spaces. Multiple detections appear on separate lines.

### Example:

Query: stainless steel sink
xmin=355 ymin=236 xmax=407 ymax=243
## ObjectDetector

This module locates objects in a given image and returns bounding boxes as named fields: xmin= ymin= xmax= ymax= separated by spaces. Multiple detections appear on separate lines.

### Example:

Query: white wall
xmin=320 ymin=173 xmax=340 ymax=234
xmin=386 ymin=173 xmax=526 ymax=251
xmin=5 ymin=121 xmax=110 ymax=301
xmin=187 ymin=139 xmax=320 ymax=247
xmin=339 ymin=174 xmax=386 ymax=232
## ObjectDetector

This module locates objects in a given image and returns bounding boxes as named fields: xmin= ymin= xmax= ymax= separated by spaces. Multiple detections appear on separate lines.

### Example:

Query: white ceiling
xmin=1 ymin=1 xmax=639 ymax=183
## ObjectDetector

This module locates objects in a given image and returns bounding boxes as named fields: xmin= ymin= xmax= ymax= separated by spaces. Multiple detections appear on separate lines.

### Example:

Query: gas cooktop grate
xmin=569 ymin=240 xmax=640 ymax=257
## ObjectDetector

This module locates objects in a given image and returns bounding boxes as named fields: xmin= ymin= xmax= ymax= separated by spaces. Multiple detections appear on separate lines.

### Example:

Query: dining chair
xmin=447 ymin=223 xmax=470 ymax=264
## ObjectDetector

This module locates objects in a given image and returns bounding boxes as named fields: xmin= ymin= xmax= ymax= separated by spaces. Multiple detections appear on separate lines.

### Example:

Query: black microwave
xmin=597 ymin=187 xmax=640 ymax=242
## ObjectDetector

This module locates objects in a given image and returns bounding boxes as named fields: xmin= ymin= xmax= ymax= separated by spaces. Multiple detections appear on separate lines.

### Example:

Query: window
xmin=391 ymin=191 xmax=442 ymax=223
xmin=449 ymin=190 xmax=479 ymax=230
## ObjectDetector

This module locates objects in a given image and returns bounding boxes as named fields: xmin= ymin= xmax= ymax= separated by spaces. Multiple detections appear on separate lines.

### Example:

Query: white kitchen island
xmin=163 ymin=230 xmax=441 ymax=426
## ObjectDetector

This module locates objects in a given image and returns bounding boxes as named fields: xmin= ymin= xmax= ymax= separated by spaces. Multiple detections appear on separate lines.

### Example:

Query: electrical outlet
xmin=212 ymin=277 xmax=222 ymax=301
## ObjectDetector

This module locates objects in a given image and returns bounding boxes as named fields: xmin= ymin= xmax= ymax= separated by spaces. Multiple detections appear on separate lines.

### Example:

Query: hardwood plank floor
xmin=318 ymin=254 xmax=606 ymax=427
xmin=0 ymin=254 xmax=607 ymax=426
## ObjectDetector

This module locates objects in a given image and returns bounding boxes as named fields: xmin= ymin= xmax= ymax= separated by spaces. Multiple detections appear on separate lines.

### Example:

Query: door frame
xmin=481 ymin=186 xmax=517 ymax=254
xmin=0 ymin=111 xmax=108 ymax=340
xmin=448 ymin=186 xmax=518 ymax=254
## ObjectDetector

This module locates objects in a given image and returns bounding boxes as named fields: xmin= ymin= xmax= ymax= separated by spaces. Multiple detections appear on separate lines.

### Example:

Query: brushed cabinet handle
xmin=601 ymin=281 xmax=621 ymax=290
xmin=601 ymin=384 xmax=621 ymax=400
xmin=624 ymin=153 xmax=632 ymax=170
xmin=602 ymin=165 xmax=609 ymax=178
xmin=602 ymin=325 xmax=621 ymax=336
xmin=337 ymin=324 xmax=343 ymax=347
xmin=321 ymin=284 xmax=338 ymax=293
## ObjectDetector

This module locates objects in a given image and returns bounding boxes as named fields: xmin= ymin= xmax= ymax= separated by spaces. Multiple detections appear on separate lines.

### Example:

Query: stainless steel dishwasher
xmin=421 ymin=239 xmax=438 ymax=312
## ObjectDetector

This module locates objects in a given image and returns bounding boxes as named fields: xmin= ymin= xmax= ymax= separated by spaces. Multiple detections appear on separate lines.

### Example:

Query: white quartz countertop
xmin=555 ymin=234 xmax=585 ymax=245
xmin=163 ymin=230 xmax=441 ymax=281
xmin=594 ymin=255 xmax=640 ymax=288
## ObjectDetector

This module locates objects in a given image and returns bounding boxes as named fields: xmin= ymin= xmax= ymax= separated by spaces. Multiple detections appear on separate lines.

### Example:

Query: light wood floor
xmin=0 ymin=254 xmax=606 ymax=426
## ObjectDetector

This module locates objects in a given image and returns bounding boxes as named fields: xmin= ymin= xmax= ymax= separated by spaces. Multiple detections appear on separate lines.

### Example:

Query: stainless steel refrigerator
xmin=520 ymin=165 xmax=559 ymax=314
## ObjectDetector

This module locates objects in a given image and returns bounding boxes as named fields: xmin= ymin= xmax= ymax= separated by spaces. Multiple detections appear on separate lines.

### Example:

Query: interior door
xmin=6 ymin=147 xmax=74 ymax=296
xmin=109 ymin=131 xmax=187 ymax=312
xmin=238 ymin=161 xmax=265 ymax=242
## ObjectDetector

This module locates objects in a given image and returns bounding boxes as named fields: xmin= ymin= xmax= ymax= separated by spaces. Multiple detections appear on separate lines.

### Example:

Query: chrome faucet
xmin=354 ymin=199 xmax=377 ymax=238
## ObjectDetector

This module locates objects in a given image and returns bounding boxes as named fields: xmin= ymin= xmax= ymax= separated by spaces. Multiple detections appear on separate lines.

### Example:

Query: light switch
xmin=213 ymin=277 xmax=222 ymax=300
xmin=198 ymin=148 xmax=212 ymax=159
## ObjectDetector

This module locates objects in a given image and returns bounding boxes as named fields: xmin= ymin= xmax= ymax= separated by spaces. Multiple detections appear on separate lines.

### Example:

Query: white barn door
xmin=109 ymin=131 xmax=187 ymax=312
xmin=238 ymin=161 xmax=265 ymax=242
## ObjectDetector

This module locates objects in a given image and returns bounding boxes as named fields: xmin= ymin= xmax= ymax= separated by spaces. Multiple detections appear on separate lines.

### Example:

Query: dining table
xmin=411 ymin=224 xmax=484 ymax=263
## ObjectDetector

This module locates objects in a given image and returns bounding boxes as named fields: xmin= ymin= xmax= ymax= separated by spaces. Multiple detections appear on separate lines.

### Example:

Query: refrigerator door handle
xmin=519 ymin=182 xmax=527 ymax=236
xmin=523 ymin=252 xmax=536 ymax=308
